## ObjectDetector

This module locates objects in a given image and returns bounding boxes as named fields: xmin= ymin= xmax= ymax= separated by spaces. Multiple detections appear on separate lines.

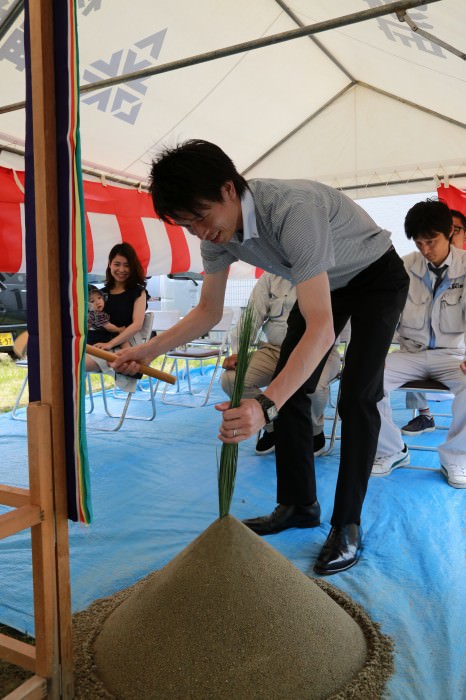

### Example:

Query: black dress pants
xmin=273 ymin=247 xmax=409 ymax=526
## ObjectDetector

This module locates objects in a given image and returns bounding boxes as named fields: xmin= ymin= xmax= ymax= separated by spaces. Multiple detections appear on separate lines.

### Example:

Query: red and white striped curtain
xmin=0 ymin=165 xmax=260 ymax=277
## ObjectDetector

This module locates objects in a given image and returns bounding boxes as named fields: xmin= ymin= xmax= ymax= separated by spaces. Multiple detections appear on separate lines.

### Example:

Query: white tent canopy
xmin=0 ymin=0 xmax=464 ymax=200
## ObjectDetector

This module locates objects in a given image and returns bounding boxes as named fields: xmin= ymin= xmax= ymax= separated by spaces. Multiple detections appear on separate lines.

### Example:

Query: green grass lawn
xmin=0 ymin=353 xmax=30 ymax=413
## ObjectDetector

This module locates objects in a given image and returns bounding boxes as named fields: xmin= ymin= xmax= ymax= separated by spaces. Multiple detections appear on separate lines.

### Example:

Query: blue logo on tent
xmin=81 ymin=30 xmax=167 ymax=125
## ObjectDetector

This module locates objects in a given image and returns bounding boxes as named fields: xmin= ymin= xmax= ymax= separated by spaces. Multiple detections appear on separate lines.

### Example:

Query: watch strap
xmin=255 ymin=393 xmax=278 ymax=423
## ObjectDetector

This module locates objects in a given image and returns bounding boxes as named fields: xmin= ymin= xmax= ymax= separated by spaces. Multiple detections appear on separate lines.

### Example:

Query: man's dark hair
xmin=149 ymin=139 xmax=249 ymax=222
xmin=404 ymin=199 xmax=453 ymax=240
xmin=450 ymin=209 xmax=466 ymax=229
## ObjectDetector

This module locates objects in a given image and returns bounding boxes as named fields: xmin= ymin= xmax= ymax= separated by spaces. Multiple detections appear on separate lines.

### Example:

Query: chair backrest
xmin=140 ymin=311 xmax=154 ymax=342
xmin=127 ymin=311 xmax=154 ymax=349
xmin=337 ymin=321 xmax=351 ymax=345
xmin=199 ymin=308 xmax=235 ymax=354
xmin=210 ymin=307 xmax=234 ymax=332
xmin=152 ymin=309 xmax=182 ymax=332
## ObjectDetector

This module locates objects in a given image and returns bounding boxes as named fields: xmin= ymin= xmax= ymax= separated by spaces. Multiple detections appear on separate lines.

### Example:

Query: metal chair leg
xmin=86 ymin=373 xmax=156 ymax=431
xmin=11 ymin=373 xmax=28 ymax=421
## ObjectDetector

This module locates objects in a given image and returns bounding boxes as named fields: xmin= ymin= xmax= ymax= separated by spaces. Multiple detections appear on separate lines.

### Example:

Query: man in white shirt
xmin=372 ymin=200 xmax=466 ymax=488
xmin=401 ymin=208 xmax=466 ymax=436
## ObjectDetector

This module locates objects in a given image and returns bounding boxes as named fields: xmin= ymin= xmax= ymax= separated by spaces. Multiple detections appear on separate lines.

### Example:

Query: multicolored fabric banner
xmin=24 ymin=0 xmax=91 ymax=522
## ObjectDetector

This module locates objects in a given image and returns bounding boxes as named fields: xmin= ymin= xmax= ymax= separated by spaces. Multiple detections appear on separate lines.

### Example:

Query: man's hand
xmin=110 ymin=345 xmax=154 ymax=375
xmin=222 ymin=354 xmax=238 ymax=370
xmin=215 ymin=398 xmax=265 ymax=443
xmin=460 ymin=360 xmax=466 ymax=375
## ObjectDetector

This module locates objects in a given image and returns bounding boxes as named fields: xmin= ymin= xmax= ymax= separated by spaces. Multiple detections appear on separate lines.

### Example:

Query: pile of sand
xmin=73 ymin=516 xmax=393 ymax=699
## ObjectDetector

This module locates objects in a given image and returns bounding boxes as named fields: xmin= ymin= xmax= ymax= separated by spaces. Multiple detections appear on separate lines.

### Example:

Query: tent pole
xmin=77 ymin=0 xmax=442 ymax=94
xmin=0 ymin=0 xmax=23 ymax=43
xmin=0 ymin=0 xmax=441 ymax=115
xmin=28 ymin=1 xmax=74 ymax=697
xmin=397 ymin=10 xmax=466 ymax=60
xmin=243 ymin=81 xmax=465 ymax=178
xmin=272 ymin=0 xmax=355 ymax=81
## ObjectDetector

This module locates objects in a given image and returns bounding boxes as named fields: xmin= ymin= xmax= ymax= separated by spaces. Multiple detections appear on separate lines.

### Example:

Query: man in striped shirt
xmin=113 ymin=139 xmax=409 ymax=575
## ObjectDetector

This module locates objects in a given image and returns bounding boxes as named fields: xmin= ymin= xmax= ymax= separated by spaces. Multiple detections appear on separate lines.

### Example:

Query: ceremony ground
xmin=0 ymin=372 xmax=464 ymax=699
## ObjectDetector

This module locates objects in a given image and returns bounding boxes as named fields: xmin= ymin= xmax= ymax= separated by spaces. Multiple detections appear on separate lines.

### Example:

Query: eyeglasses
xmin=452 ymin=225 xmax=465 ymax=234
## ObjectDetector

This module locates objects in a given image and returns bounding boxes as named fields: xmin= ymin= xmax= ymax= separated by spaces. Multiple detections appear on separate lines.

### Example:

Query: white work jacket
xmin=230 ymin=272 xmax=296 ymax=353
xmin=398 ymin=247 xmax=466 ymax=354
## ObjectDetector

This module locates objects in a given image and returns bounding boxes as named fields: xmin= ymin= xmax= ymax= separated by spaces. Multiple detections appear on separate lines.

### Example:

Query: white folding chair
xmin=111 ymin=309 xmax=181 ymax=401
xmin=152 ymin=309 xmax=182 ymax=333
xmin=160 ymin=308 xmax=234 ymax=407
xmin=86 ymin=311 xmax=157 ymax=431
xmin=319 ymin=323 xmax=352 ymax=456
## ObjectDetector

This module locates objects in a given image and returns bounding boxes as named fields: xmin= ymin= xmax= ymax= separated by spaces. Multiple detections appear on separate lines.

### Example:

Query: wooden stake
xmin=86 ymin=344 xmax=176 ymax=384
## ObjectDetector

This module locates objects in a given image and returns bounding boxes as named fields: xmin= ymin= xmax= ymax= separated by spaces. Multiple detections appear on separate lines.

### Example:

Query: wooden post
xmin=2 ymin=675 xmax=47 ymax=700
xmin=28 ymin=403 xmax=59 ymax=684
xmin=27 ymin=1 xmax=74 ymax=696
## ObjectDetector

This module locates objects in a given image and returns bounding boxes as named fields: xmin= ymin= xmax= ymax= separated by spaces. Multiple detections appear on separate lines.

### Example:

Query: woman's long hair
xmin=104 ymin=242 xmax=146 ymax=290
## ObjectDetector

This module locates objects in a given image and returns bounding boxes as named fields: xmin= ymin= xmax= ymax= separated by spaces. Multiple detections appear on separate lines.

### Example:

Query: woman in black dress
xmin=85 ymin=242 xmax=148 ymax=376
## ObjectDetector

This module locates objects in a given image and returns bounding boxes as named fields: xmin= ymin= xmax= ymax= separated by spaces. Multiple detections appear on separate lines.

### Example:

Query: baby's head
xmin=89 ymin=286 xmax=105 ymax=312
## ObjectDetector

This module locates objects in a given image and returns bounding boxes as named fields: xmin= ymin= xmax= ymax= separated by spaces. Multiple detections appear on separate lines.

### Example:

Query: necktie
xmin=428 ymin=263 xmax=448 ymax=296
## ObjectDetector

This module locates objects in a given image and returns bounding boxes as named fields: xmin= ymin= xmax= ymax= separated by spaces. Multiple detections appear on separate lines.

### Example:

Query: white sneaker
xmin=441 ymin=464 xmax=466 ymax=489
xmin=371 ymin=446 xmax=410 ymax=477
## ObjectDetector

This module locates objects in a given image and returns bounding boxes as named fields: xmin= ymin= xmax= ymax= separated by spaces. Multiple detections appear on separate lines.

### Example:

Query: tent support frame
xmin=0 ymin=0 xmax=441 ymax=115
xmin=243 ymin=81 xmax=466 ymax=180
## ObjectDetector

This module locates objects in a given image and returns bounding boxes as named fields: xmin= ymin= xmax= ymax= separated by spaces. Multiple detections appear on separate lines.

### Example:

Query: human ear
xmin=222 ymin=180 xmax=236 ymax=201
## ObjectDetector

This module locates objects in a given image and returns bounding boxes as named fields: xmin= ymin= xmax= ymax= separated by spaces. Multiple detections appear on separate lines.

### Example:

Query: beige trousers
xmin=220 ymin=343 xmax=341 ymax=435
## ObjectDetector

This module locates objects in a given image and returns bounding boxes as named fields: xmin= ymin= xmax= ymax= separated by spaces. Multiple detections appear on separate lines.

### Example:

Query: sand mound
xmin=72 ymin=516 xmax=393 ymax=698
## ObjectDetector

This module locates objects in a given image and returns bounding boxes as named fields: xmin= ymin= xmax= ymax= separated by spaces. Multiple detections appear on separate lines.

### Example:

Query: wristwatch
xmin=255 ymin=393 xmax=279 ymax=424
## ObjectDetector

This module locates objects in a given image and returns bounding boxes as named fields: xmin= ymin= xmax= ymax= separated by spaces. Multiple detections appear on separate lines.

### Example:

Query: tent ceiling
xmin=0 ymin=0 xmax=465 ymax=197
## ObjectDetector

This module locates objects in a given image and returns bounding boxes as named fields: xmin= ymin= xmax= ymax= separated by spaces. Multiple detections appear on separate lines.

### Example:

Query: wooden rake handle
xmin=86 ymin=344 xmax=176 ymax=385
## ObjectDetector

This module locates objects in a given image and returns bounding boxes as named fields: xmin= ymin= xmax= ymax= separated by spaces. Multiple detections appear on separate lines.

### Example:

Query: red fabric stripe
xmin=118 ymin=215 xmax=151 ymax=274
xmin=0 ymin=167 xmax=255 ymax=277
xmin=0 ymin=166 xmax=25 ymax=202
xmin=85 ymin=212 xmax=94 ymax=271
xmin=83 ymin=182 xmax=153 ymax=272
xmin=437 ymin=184 xmax=466 ymax=217
xmin=164 ymin=222 xmax=191 ymax=273
xmin=82 ymin=180 xmax=154 ymax=215
xmin=0 ymin=203 xmax=23 ymax=271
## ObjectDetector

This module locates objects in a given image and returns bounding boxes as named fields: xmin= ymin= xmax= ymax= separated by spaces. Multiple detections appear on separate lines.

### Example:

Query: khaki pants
xmin=220 ymin=342 xmax=341 ymax=435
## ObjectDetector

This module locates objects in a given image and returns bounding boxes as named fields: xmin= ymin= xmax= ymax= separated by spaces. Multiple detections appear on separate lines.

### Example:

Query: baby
xmin=87 ymin=286 xmax=129 ymax=347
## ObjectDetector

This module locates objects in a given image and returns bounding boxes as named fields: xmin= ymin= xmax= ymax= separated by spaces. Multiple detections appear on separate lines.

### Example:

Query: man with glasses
xmin=451 ymin=209 xmax=466 ymax=250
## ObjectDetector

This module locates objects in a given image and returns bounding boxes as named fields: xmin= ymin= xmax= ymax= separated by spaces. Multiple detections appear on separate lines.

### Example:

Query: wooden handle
xmin=86 ymin=344 xmax=176 ymax=385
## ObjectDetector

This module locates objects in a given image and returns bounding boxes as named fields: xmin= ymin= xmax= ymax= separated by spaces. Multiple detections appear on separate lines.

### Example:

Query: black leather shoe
xmin=314 ymin=524 xmax=362 ymax=575
xmin=242 ymin=502 xmax=320 ymax=536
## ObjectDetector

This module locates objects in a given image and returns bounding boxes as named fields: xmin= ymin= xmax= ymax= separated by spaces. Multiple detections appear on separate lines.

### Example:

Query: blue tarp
xmin=1 ymin=373 xmax=465 ymax=699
